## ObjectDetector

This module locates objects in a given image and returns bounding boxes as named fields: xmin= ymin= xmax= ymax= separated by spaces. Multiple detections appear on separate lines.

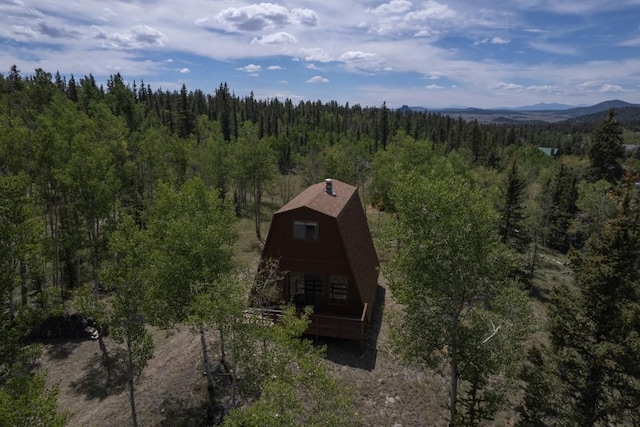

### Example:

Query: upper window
xmin=293 ymin=221 xmax=318 ymax=240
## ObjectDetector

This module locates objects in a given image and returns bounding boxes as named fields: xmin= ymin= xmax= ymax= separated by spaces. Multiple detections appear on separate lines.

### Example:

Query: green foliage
xmin=146 ymin=177 xmax=237 ymax=326
xmin=588 ymin=109 xmax=624 ymax=183
xmin=386 ymin=164 xmax=533 ymax=425
xmin=6 ymin=66 xmax=640 ymax=425
xmin=568 ymin=179 xmax=618 ymax=246
xmin=538 ymin=160 xmax=584 ymax=252
xmin=0 ymin=372 xmax=68 ymax=427
xmin=101 ymin=214 xmax=155 ymax=426
xmin=0 ymin=173 xmax=44 ymax=317
xmin=222 ymin=308 xmax=358 ymax=427
xmin=519 ymin=185 xmax=640 ymax=425
xmin=497 ymin=160 xmax=529 ymax=251
xmin=369 ymin=131 xmax=452 ymax=210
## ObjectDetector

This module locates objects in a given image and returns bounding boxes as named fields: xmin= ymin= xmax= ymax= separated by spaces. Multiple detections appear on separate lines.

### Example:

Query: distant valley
xmin=397 ymin=99 xmax=640 ymax=124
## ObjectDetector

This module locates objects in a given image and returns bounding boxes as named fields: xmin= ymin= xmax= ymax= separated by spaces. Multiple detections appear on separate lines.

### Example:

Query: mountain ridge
xmin=396 ymin=100 xmax=640 ymax=124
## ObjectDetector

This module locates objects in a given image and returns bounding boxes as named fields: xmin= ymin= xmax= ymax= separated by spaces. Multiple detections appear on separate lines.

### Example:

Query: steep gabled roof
xmin=276 ymin=179 xmax=356 ymax=218
xmin=274 ymin=179 xmax=379 ymax=317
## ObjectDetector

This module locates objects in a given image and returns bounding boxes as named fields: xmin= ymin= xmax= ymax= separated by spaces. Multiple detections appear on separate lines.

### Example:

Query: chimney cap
xmin=325 ymin=178 xmax=336 ymax=196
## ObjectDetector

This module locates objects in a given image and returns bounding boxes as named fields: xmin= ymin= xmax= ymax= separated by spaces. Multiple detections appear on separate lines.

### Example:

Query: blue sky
xmin=1 ymin=0 xmax=639 ymax=108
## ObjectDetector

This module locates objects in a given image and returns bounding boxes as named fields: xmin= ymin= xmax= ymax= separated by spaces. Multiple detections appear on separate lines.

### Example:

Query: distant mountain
xmin=558 ymin=100 xmax=640 ymax=117
xmin=396 ymin=100 xmax=640 ymax=124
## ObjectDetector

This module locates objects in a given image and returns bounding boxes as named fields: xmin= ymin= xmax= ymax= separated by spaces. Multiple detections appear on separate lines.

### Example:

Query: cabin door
xmin=304 ymin=274 xmax=323 ymax=312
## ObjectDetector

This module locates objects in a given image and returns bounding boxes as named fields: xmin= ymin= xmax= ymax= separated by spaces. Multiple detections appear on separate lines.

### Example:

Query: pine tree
xmin=519 ymin=179 xmax=640 ymax=425
xmin=498 ymin=160 xmax=528 ymax=251
xmin=588 ymin=109 xmax=624 ymax=183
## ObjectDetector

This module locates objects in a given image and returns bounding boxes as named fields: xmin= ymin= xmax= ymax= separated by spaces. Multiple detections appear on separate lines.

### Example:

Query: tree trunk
xmin=254 ymin=183 xmax=262 ymax=241
xmin=200 ymin=324 xmax=215 ymax=413
xmin=8 ymin=288 xmax=15 ymax=324
xmin=20 ymin=259 xmax=28 ymax=307
xmin=126 ymin=336 xmax=139 ymax=427
xmin=449 ymin=291 xmax=460 ymax=426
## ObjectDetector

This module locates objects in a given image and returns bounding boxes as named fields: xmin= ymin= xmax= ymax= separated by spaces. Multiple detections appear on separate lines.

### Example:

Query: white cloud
xmin=491 ymin=37 xmax=510 ymax=44
xmin=267 ymin=65 xmax=283 ymax=70
xmin=251 ymin=32 xmax=298 ymax=45
xmin=529 ymin=41 xmax=578 ymax=56
xmin=340 ymin=51 xmax=376 ymax=61
xmin=368 ymin=0 xmax=413 ymax=15
xmin=406 ymin=2 xmax=456 ymax=21
xmin=475 ymin=36 xmax=510 ymax=45
xmin=619 ymin=37 xmax=640 ymax=47
xmin=9 ymin=25 xmax=37 ymax=41
xmin=236 ymin=64 xmax=262 ymax=73
xmin=217 ymin=3 xmax=290 ymax=32
xmin=426 ymin=73 xmax=443 ymax=80
xmin=306 ymin=63 xmax=323 ymax=71
xmin=216 ymin=3 xmax=317 ymax=32
xmin=366 ymin=0 xmax=457 ymax=37
xmin=426 ymin=84 xmax=444 ymax=89
xmin=179 ymin=68 xmax=190 ymax=74
xmin=291 ymin=8 xmax=318 ymax=26
xmin=579 ymin=81 xmax=598 ymax=88
xmin=93 ymin=25 xmax=167 ymax=49
xmin=299 ymin=47 xmax=334 ymax=63
xmin=491 ymin=82 xmax=524 ymax=91
xmin=307 ymin=75 xmax=329 ymax=83
xmin=600 ymin=83 xmax=624 ymax=93
xmin=339 ymin=50 xmax=387 ymax=72
xmin=527 ymin=85 xmax=559 ymax=92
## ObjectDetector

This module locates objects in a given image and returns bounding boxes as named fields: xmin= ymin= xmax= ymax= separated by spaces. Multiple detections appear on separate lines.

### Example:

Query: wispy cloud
xmin=529 ymin=41 xmax=579 ymax=55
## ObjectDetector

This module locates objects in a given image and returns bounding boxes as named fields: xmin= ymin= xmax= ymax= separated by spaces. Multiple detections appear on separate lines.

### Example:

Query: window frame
xmin=329 ymin=275 xmax=348 ymax=305
xmin=293 ymin=220 xmax=318 ymax=241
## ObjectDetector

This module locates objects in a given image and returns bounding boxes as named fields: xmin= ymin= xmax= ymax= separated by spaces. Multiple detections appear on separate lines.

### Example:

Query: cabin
xmin=261 ymin=179 xmax=379 ymax=342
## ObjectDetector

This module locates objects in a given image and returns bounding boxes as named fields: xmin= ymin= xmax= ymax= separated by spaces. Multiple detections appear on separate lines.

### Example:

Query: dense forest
xmin=1 ymin=65 xmax=640 ymax=426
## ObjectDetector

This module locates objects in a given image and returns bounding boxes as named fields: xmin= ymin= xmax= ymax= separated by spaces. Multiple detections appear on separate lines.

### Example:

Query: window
xmin=289 ymin=272 xmax=304 ymax=297
xmin=329 ymin=276 xmax=348 ymax=304
xmin=293 ymin=221 xmax=318 ymax=240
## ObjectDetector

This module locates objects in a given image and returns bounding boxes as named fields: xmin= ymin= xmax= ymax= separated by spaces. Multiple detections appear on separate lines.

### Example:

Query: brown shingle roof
xmin=276 ymin=179 xmax=356 ymax=218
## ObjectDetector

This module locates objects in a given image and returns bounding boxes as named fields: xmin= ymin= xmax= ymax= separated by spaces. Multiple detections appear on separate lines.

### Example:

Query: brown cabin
xmin=261 ymin=179 xmax=379 ymax=342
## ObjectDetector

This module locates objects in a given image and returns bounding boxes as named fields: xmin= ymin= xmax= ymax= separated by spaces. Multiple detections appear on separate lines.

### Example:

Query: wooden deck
xmin=306 ymin=303 xmax=368 ymax=343
xmin=244 ymin=303 xmax=368 ymax=343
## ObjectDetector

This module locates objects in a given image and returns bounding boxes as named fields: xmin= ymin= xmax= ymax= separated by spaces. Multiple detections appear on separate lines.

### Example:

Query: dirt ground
xmin=41 ymin=277 xmax=463 ymax=427
xmin=40 ymin=274 xmax=531 ymax=427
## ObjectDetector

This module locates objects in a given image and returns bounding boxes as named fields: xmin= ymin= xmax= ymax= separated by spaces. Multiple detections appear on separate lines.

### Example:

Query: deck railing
xmin=307 ymin=303 xmax=368 ymax=343
xmin=243 ymin=303 xmax=368 ymax=343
